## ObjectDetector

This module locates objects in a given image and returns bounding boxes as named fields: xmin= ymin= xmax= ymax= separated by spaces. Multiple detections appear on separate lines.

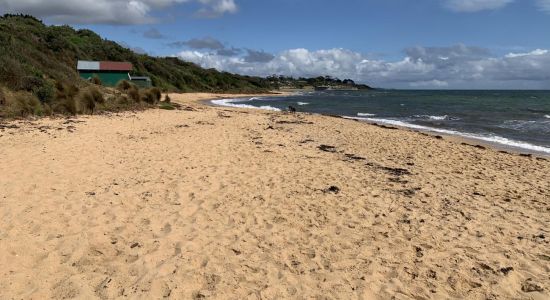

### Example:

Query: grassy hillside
xmin=0 ymin=14 xmax=272 ymax=94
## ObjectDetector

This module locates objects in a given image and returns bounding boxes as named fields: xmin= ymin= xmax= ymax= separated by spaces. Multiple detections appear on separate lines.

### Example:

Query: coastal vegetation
xmin=267 ymin=75 xmax=372 ymax=90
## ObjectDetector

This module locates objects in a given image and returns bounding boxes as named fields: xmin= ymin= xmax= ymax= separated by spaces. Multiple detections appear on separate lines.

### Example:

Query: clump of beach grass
xmin=116 ymin=80 xmax=132 ymax=91
xmin=141 ymin=88 xmax=161 ymax=104
xmin=90 ymin=75 xmax=102 ymax=86
xmin=77 ymin=87 xmax=104 ymax=114
xmin=7 ymin=91 xmax=43 ymax=117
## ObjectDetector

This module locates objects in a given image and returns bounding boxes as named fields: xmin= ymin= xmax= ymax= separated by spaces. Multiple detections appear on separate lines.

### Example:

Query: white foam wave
xmin=343 ymin=116 xmax=550 ymax=155
xmin=211 ymin=98 xmax=281 ymax=111
xmin=414 ymin=114 xmax=449 ymax=120
xmin=297 ymin=102 xmax=310 ymax=106
xmin=357 ymin=113 xmax=376 ymax=117
xmin=545 ymin=115 xmax=550 ymax=119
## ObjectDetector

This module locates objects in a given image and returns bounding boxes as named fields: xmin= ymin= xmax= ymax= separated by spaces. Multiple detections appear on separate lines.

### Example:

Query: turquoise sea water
xmin=212 ymin=90 xmax=550 ymax=154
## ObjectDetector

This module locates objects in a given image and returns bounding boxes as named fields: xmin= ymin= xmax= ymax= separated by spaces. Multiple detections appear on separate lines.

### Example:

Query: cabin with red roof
xmin=77 ymin=60 xmax=151 ymax=87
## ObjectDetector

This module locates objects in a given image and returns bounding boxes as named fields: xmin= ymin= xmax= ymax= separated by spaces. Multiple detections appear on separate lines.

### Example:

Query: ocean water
xmin=212 ymin=90 xmax=550 ymax=154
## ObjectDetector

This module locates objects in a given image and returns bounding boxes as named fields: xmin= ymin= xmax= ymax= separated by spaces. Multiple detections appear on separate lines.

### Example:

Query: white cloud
xmin=444 ymin=0 xmax=550 ymax=13
xmin=0 ymin=0 xmax=237 ymax=24
xmin=536 ymin=0 xmax=550 ymax=12
xmin=505 ymin=49 xmax=548 ymax=58
xmin=176 ymin=45 xmax=550 ymax=89
xmin=410 ymin=80 xmax=450 ymax=88
xmin=444 ymin=0 xmax=514 ymax=12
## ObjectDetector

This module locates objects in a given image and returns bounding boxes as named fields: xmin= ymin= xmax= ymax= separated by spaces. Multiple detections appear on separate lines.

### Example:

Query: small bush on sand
xmin=77 ymin=90 xmax=96 ymax=114
xmin=53 ymin=81 xmax=79 ymax=115
xmin=10 ymin=91 xmax=42 ymax=117
xmin=91 ymin=75 xmax=102 ymax=86
xmin=88 ymin=87 xmax=104 ymax=104
xmin=141 ymin=88 xmax=161 ymax=104
xmin=76 ymin=87 xmax=105 ymax=114
xmin=150 ymin=87 xmax=161 ymax=101
xmin=116 ymin=80 xmax=132 ymax=91
xmin=127 ymin=85 xmax=140 ymax=103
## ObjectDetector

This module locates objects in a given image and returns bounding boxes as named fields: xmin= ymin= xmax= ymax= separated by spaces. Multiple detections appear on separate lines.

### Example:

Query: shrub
xmin=77 ymin=90 xmax=95 ymax=114
xmin=88 ymin=87 xmax=104 ymax=104
xmin=53 ymin=81 xmax=79 ymax=115
xmin=141 ymin=89 xmax=158 ymax=104
xmin=10 ymin=91 xmax=42 ymax=117
xmin=76 ymin=87 xmax=104 ymax=114
xmin=63 ymin=97 xmax=78 ymax=115
xmin=150 ymin=87 xmax=161 ymax=101
xmin=91 ymin=75 xmax=102 ymax=86
xmin=0 ymin=57 xmax=25 ymax=88
xmin=19 ymin=76 xmax=44 ymax=92
xmin=54 ymin=81 xmax=79 ymax=101
xmin=35 ymin=80 xmax=55 ymax=103
xmin=116 ymin=80 xmax=132 ymax=91
xmin=127 ymin=85 xmax=140 ymax=103
xmin=141 ymin=88 xmax=161 ymax=104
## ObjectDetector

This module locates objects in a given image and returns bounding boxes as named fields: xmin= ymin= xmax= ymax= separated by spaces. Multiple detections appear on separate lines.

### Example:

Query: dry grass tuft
xmin=91 ymin=75 xmax=102 ymax=86
xmin=116 ymin=80 xmax=132 ymax=91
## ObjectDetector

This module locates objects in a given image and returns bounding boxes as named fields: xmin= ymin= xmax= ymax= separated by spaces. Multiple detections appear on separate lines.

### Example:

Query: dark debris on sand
xmin=318 ymin=145 xmax=337 ymax=153
xmin=324 ymin=186 xmax=340 ymax=194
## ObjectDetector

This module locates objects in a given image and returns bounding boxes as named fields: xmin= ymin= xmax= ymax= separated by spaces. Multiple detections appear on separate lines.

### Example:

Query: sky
xmin=1 ymin=0 xmax=550 ymax=89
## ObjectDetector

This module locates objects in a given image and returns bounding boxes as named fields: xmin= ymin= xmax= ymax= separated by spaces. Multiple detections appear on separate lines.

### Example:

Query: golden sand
xmin=0 ymin=93 xmax=548 ymax=299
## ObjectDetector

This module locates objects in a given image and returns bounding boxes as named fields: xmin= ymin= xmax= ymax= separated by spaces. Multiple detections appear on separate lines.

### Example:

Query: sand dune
xmin=0 ymin=93 xmax=548 ymax=299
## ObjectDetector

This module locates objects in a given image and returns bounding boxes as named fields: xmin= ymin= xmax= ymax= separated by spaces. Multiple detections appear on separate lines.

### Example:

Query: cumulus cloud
xmin=216 ymin=47 xmax=242 ymax=56
xmin=196 ymin=0 xmax=237 ymax=17
xmin=168 ymin=37 xmax=225 ymax=50
xmin=0 ymin=0 xmax=237 ymax=24
xmin=175 ymin=44 xmax=550 ymax=89
xmin=143 ymin=28 xmax=166 ymax=39
xmin=243 ymin=49 xmax=275 ymax=63
xmin=444 ymin=0 xmax=515 ymax=12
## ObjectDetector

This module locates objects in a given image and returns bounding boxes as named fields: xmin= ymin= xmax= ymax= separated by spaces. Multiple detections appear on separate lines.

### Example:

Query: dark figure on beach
xmin=287 ymin=106 xmax=297 ymax=113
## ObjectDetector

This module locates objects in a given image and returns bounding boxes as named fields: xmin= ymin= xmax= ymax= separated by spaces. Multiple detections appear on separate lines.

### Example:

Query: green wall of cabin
xmin=79 ymin=71 xmax=129 ymax=87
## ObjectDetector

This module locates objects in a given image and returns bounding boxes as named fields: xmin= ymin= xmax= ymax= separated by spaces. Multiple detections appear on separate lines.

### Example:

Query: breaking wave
xmin=343 ymin=116 xmax=550 ymax=155
xmin=211 ymin=98 xmax=281 ymax=111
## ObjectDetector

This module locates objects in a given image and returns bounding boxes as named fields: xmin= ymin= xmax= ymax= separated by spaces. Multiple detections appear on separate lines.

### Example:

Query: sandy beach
xmin=0 ymin=92 xmax=548 ymax=299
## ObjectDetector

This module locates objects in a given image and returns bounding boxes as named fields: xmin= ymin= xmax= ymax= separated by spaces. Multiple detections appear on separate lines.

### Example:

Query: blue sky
xmin=1 ymin=0 xmax=550 ymax=88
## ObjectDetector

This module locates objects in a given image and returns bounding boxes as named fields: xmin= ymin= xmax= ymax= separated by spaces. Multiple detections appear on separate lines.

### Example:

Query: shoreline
xmin=202 ymin=94 xmax=550 ymax=159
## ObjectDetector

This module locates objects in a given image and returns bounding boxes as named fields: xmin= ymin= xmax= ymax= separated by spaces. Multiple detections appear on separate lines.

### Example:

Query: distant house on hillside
xmin=77 ymin=60 xmax=152 ymax=88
